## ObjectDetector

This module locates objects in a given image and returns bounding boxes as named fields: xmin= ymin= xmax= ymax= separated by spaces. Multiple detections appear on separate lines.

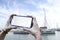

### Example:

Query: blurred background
xmin=1 ymin=0 xmax=60 ymax=40
xmin=0 ymin=0 xmax=60 ymax=29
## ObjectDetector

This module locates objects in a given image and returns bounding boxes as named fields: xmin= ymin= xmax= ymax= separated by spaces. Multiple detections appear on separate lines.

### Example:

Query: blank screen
xmin=11 ymin=16 xmax=32 ymax=28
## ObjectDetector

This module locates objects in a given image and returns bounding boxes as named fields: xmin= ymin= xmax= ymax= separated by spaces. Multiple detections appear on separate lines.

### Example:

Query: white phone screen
xmin=11 ymin=16 xmax=32 ymax=28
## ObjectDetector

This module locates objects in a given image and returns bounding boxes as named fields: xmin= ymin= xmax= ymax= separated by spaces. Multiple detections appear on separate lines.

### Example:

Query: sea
xmin=5 ymin=31 xmax=60 ymax=40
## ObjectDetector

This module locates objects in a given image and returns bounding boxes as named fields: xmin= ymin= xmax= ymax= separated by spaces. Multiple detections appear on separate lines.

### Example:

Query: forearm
xmin=0 ymin=31 xmax=7 ymax=40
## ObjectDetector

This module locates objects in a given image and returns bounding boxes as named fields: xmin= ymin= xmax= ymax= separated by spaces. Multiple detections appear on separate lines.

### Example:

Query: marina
xmin=4 ymin=31 xmax=60 ymax=40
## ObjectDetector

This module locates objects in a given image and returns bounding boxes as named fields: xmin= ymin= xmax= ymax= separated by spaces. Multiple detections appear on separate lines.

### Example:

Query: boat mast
xmin=43 ymin=8 xmax=47 ymax=27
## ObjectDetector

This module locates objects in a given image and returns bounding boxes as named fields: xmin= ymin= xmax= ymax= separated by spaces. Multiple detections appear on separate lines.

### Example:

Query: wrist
xmin=34 ymin=32 xmax=42 ymax=40
xmin=0 ymin=30 xmax=8 ymax=40
xmin=2 ymin=29 xmax=8 ymax=34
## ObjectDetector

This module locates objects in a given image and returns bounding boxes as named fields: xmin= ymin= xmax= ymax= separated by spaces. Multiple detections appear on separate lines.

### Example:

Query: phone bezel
xmin=10 ymin=15 xmax=33 ymax=28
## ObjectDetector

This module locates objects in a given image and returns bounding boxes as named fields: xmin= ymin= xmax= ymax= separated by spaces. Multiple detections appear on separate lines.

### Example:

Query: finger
xmin=8 ymin=14 xmax=17 ymax=21
xmin=23 ymin=28 xmax=31 ymax=32
xmin=10 ymin=26 xmax=17 ymax=29
xmin=5 ymin=14 xmax=17 ymax=26
xmin=32 ymin=17 xmax=40 ymax=30
xmin=2 ymin=27 xmax=11 ymax=32
xmin=2 ymin=26 xmax=17 ymax=33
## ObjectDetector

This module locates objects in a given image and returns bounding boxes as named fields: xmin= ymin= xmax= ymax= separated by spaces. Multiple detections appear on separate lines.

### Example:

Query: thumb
xmin=23 ymin=28 xmax=31 ymax=32
xmin=23 ymin=28 xmax=36 ymax=35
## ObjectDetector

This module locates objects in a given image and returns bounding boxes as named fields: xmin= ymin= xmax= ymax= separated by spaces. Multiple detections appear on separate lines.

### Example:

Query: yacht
xmin=40 ymin=9 xmax=55 ymax=34
xmin=40 ymin=27 xmax=55 ymax=34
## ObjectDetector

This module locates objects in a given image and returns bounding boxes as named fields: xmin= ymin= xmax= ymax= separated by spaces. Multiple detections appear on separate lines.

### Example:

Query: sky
xmin=0 ymin=0 xmax=60 ymax=29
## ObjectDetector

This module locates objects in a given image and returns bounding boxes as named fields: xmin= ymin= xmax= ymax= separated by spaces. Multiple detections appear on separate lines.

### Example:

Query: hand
xmin=0 ymin=14 xmax=17 ymax=40
xmin=3 ymin=14 xmax=17 ymax=33
xmin=23 ymin=16 xmax=42 ymax=40
xmin=1 ymin=14 xmax=17 ymax=34
xmin=5 ymin=14 xmax=17 ymax=27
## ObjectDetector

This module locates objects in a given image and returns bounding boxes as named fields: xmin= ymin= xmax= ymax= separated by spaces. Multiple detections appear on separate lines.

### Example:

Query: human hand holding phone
xmin=3 ymin=14 xmax=17 ymax=33
xmin=0 ymin=14 xmax=42 ymax=40
xmin=23 ymin=16 xmax=42 ymax=40
xmin=0 ymin=14 xmax=17 ymax=40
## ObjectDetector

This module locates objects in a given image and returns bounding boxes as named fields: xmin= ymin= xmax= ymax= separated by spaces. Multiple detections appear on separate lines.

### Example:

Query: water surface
xmin=5 ymin=31 xmax=60 ymax=40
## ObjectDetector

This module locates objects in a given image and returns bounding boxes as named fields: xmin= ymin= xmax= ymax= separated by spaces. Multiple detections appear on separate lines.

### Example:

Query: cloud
xmin=0 ymin=0 xmax=60 ymax=29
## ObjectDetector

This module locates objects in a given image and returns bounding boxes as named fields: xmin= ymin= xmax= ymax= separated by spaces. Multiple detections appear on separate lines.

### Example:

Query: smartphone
xmin=10 ymin=15 xmax=33 ymax=28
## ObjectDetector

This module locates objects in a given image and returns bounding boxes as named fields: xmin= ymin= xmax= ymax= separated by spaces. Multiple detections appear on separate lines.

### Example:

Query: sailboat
xmin=40 ymin=8 xmax=55 ymax=34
